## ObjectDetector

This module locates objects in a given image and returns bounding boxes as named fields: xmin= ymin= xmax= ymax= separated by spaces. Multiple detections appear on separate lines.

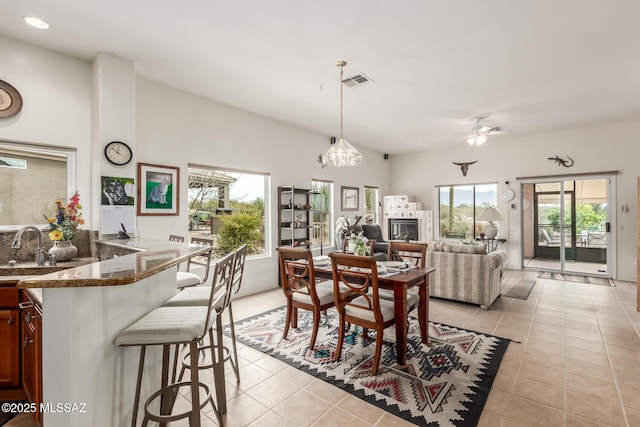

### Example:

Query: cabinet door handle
xmin=24 ymin=338 xmax=33 ymax=347
xmin=25 ymin=313 xmax=33 ymax=324
xmin=19 ymin=301 xmax=34 ymax=309
xmin=8 ymin=316 xmax=15 ymax=326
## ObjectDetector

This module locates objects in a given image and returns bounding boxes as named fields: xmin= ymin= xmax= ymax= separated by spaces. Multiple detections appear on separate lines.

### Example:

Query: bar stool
xmin=115 ymin=252 xmax=235 ymax=427
xmin=165 ymin=249 xmax=237 ymax=415
xmin=176 ymin=237 xmax=214 ymax=289
xmin=164 ymin=245 xmax=246 ymax=380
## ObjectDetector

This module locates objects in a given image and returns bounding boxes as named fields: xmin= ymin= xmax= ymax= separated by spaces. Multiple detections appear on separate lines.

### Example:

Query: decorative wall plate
xmin=500 ymin=189 xmax=515 ymax=202
xmin=0 ymin=80 xmax=23 ymax=118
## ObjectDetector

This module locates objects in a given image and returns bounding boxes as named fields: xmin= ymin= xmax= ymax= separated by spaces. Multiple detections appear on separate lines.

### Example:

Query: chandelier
xmin=320 ymin=61 xmax=363 ymax=167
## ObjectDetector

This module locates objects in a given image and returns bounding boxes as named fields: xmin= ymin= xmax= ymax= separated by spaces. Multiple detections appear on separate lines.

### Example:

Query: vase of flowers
xmin=46 ymin=192 xmax=83 ymax=262
xmin=348 ymin=231 xmax=370 ymax=256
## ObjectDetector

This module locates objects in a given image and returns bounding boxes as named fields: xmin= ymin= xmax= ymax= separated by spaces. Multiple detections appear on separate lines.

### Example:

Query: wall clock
xmin=0 ymin=80 xmax=23 ymax=118
xmin=104 ymin=141 xmax=133 ymax=165
xmin=500 ymin=189 xmax=515 ymax=202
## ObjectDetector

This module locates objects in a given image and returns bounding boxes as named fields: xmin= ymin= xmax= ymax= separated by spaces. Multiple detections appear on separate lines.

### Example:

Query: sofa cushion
xmin=443 ymin=243 xmax=487 ymax=254
xmin=426 ymin=241 xmax=446 ymax=252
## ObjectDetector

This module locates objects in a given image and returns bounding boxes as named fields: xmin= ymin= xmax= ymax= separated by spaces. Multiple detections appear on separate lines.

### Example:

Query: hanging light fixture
xmin=321 ymin=60 xmax=363 ymax=167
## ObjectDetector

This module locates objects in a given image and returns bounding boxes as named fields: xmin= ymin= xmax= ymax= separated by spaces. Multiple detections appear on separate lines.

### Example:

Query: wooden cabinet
xmin=20 ymin=290 xmax=43 ymax=425
xmin=0 ymin=286 xmax=20 ymax=388
xmin=278 ymin=186 xmax=320 ymax=248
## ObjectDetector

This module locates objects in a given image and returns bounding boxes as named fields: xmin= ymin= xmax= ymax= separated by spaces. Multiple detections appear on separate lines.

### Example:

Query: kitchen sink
xmin=0 ymin=258 xmax=97 ymax=276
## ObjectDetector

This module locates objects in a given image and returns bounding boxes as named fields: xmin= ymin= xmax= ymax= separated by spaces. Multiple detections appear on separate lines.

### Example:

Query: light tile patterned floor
xmin=7 ymin=269 xmax=640 ymax=426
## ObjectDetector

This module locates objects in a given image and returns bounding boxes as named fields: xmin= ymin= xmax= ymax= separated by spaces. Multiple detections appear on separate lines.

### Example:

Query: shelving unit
xmin=278 ymin=186 xmax=321 ymax=249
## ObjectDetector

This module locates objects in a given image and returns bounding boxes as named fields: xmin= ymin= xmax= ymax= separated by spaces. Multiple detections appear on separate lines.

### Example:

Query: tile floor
xmin=6 ymin=269 xmax=640 ymax=426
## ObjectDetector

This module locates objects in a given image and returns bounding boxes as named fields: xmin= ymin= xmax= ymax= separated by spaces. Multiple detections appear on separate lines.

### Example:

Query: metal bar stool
xmin=176 ymin=237 xmax=214 ymax=289
xmin=162 ymin=245 xmax=246 ymax=413
xmin=115 ymin=251 xmax=234 ymax=427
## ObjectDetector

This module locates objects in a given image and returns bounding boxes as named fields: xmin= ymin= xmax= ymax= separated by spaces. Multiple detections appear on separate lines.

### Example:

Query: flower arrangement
xmin=349 ymin=231 xmax=370 ymax=256
xmin=47 ymin=191 xmax=84 ymax=241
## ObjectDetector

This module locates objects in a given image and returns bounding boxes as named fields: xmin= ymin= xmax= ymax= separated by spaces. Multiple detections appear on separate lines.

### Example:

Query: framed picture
xmin=341 ymin=186 xmax=359 ymax=211
xmin=137 ymin=162 xmax=180 ymax=216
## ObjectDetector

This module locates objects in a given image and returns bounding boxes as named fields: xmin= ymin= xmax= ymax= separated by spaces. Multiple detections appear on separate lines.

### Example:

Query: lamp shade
xmin=324 ymin=138 xmax=363 ymax=167
xmin=478 ymin=207 xmax=503 ymax=222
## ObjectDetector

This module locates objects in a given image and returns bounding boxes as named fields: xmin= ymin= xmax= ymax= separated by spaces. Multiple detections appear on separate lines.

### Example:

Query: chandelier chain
xmin=337 ymin=60 xmax=346 ymax=140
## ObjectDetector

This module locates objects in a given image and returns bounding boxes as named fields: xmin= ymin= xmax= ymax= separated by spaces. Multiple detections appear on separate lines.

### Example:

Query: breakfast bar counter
xmin=13 ymin=238 xmax=206 ymax=427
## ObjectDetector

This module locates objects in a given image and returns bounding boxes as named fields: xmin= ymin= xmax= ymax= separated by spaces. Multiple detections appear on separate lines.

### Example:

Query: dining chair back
xmin=277 ymin=246 xmax=335 ymax=350
xmin=387 ymin=241 xmax=427 ymax=268
xmin=329 ymin=252 xmax=396 ymax=375
xmin=168 ymin=234 xmax=185 ymax=242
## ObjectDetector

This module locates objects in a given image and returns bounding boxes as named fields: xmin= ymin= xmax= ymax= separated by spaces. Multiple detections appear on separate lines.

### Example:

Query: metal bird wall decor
xmin=452 ymin=160 xmax=477 ymax=176
xmin=548 ymin=155 xmax=574 ymax=167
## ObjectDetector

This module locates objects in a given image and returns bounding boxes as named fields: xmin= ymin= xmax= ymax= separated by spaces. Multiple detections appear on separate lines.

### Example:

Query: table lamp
xmin=478 ymin=207 xmax=503 ymax=239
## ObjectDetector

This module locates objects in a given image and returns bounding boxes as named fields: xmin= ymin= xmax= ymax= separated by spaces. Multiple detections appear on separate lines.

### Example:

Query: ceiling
xmin=1 ymin=1 xmax=639 ymax=154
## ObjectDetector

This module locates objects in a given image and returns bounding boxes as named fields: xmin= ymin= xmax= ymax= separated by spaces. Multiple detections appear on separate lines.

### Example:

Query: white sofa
xmin=425 ymin=242 xmax=507 ymax=309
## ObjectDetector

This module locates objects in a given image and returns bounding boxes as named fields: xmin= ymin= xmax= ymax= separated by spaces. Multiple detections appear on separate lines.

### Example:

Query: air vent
xmin=342 ymin=73 xmax=374 ymax=87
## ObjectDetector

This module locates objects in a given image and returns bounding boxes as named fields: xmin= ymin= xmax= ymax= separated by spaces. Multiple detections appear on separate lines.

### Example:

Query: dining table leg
xmin=417 ymin=280 xmax=429 ymax=345
xmin=393 ymin=285 xmax=408 ymax=365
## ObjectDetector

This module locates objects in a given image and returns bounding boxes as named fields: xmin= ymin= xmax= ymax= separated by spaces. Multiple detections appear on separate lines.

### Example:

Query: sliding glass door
xmin=522 ymin=177 xmax=610 ymax=276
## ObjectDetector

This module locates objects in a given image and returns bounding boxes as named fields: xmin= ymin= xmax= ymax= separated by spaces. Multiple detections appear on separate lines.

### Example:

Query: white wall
xmin=0 ymin=36 xmax=93 ymax=222
xmin=389 ymin=120 xmax=640 ymax=281
xmin=135 ymin=78 xmax=391 ymax=295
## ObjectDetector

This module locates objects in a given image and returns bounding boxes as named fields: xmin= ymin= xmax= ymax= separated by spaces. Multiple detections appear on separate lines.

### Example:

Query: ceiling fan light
xmin=476 ymin=134 xmax=488 ymax=145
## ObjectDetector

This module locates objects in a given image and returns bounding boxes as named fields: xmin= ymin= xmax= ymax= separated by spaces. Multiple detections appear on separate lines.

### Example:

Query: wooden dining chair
xmin=277 ymin=247 xmax=335 ymax=350
xmin=379 ymin=241 xmax=427 ymax=309
xmin=329 ymin=253 xmax=396 ymax=375
xmin=386 ymin=241 xmax=427 ymax=268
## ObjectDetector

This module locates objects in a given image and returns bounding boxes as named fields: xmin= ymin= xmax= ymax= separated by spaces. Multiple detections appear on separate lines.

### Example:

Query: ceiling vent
xmin=342 ymin=73 xmax=374 ymax=87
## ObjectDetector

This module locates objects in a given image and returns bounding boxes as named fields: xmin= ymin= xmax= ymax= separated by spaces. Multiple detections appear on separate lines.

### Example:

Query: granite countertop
xmin=16 ymin=238 xmax=210 ymax=289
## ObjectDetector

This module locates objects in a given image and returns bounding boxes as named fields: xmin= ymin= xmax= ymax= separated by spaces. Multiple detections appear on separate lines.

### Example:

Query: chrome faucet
xmin=11 ymin=226 xmax=46 ymax=266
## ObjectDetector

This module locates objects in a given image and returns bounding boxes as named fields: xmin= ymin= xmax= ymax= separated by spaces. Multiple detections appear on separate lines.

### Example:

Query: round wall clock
xmin=0 ymin=80 xmax=23 ymax=118
xmin=500 ymin=189 xmax=515 ymax=202
xmin=104 ymin=141 xmax=133 ymax=165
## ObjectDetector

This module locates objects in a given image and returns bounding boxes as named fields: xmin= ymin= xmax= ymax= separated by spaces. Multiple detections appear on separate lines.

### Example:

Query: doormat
xmin=226 ymin=306 xmax=510 ymax=427
xmin=502 ymin=279 xmax=536 ymax=300
xmin=537 ymin=272 xmax=613 ymax=286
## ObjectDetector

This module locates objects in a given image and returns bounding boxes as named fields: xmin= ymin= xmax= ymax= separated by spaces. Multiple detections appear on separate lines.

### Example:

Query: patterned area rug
xmin=227 ymin=306 xmax=510 ymax=426
xmin=502 ymin=279 xmax=536 ymax=300
xmin=537 ymin=272 xmax=613 ymax=286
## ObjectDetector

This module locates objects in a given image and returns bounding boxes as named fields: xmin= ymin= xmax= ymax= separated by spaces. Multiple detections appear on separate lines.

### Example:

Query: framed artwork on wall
xmin=341 ymin=186 xmax=359 ymax=211
xmin=137 ymin=162 xmax=179 ymax=216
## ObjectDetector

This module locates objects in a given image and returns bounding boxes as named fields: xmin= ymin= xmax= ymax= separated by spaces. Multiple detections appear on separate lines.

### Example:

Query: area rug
xmin=227 ymin=306 xmax=510 ymax=426
xmin=502 ymin=279 xmax=536 ymax=300
xmin=537 ymin=272 xmax=613 ymax=286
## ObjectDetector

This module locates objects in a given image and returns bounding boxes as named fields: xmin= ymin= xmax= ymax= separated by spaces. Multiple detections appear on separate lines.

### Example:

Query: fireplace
xmin=388 ymin=219 xmax=418 ymax=241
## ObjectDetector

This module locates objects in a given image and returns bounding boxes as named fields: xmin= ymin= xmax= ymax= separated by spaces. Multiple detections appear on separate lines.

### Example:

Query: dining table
xmin=313 ymin=261 xmax=436 ymax=365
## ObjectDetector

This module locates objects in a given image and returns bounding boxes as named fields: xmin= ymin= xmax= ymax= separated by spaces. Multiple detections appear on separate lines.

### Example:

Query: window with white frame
xmin=364 ymin=186 xmax=379 ymax=225
xmin=187 ymin=165 xmax=268 ymax=256
xmin=311 ymin=179 xmax=333 ymax=249
xmin=437 ymin=183 xmax=497 ymax=239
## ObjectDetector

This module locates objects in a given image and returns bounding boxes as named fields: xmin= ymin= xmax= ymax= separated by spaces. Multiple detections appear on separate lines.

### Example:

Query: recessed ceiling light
xmin=24 ymin=16 xmax=49 ymax=30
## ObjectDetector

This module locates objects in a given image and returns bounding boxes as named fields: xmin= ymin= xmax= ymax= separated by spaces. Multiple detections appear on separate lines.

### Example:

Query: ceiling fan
xmin=460 ymin=117 xmax=505 ymax=146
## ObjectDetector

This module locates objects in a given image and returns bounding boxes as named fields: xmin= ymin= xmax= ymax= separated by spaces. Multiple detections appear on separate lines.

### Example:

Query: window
xmin=438 ymin=183 xmax=497 ymax=239
xmin=187 ymin=165 xmax=268 ymax=257
xmin=311 ymin=180 xmax=333 ymax=249
xmin=0 ymin=140 xmax=75 ymax=228
xmin=364 ymin=186 xmax=379 ymax=225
